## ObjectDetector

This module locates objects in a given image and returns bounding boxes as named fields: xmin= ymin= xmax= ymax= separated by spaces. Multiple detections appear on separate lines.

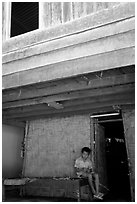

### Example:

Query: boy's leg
xmin=93 ymin=173 xmax=99 ymax=195
xmin=87 ymin=174 xmax=96 ymax=195
xmin=93 ymin=174 xmax=104 ymax=199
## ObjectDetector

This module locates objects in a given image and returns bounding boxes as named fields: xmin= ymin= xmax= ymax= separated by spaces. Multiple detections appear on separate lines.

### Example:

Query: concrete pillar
xmin=2 ymin=179 xmax=5 ymax=201
xmin=39 ymin=2 xmax=74 ymax=29
xmin=39 ymin=2 xmax=63 ymax=29
xmin=2 ymin=2 xmax=12 ymax=42
xmin=39 ymin=2 xmax=48 ymax=29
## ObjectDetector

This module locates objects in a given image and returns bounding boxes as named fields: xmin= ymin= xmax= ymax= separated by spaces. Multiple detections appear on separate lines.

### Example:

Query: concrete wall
xmin=2 ymin=2 xmax=121 ymax=41
xmin=2 ymin=2 xmax=11 ymax=41
xmin=24 ymin=114 xmax=91 ymax=177
xmin=39 ymin=2 xmax=121 ymax=29
xmin=3 ymin=2 xmax=135 ymax=90
xmin=2 ymin=124 xmax=24 ymax=178
xmin=122 ymin=108 xmax=135 ymax=201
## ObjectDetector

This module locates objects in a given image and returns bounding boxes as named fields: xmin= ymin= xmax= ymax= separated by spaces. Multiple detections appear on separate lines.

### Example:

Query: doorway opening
xmin=93 ymin=112 xmax=131 ymax=201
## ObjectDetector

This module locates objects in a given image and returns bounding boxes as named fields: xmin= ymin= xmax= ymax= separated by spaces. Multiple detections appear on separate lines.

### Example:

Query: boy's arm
xmin=75 ymin=167 xmax=84 ymax=172
xmin=74 ymin=159 xmax=85 ymax=174
xmin=85 ymin=168 xmax=92 ymax=173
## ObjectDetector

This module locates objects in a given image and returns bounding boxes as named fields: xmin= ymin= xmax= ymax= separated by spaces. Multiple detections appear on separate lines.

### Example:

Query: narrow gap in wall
xmin=11 ymin=2 xmax=39 ymax=37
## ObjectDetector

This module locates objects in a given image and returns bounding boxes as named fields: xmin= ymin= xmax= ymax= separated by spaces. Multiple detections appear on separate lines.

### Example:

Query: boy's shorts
xmin=77 ymin=171 xmax=94 ymax=178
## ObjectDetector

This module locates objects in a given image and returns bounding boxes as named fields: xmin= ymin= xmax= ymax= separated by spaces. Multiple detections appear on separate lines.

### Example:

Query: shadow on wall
xmin=2 ymin=124 xmax=24 ymax=178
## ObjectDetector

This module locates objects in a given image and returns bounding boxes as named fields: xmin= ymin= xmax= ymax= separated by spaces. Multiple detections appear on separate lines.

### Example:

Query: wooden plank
xmin=2 ymin=84 xmax=134 ymax=109
xmin=2 ymin=91 xmax=133 ymax=117
xmin=2 ymin=72 xmax=135 ymax=103
xmin=2 ymin=119 xmax=25 ymax=127
xmin=95 ymin=122 xmax=108 ymax=194
xmin=4 ymin=106 xmax=118 ymax=122
xmin=3 ymin=91 xmax=134 ymax=117
xmin=3 ymin=29 xmax=135 ymax=75
xmin=2 ymin=2 xmax=135 ymax=54
xmin=24 ymin=107 xmax=116 ymax=121
xmin=8 ymin=101 xmax=133 ymax=122
xmin=62 ymin=91 xmax=134 ymax=108
xmin=2 ymin=47 xmax=135 ymax=90
xmin=3 ymin=104 xmax=50 ymax=115
xmin=2 ymin=73 xmax=135 ymax=102
xmin=3 ymin=92 xmax=134 ymax=119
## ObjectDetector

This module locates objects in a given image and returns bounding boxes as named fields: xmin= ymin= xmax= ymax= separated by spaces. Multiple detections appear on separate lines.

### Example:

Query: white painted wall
xmin=2 ymin=124 xmax=24 ymax=178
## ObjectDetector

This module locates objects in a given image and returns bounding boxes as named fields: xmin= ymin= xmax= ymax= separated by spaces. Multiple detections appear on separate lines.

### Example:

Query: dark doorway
xmin=11 ymin=2 xmax=39 ymax=37
xmin=98 ymin=115 xmax=131 ymax=201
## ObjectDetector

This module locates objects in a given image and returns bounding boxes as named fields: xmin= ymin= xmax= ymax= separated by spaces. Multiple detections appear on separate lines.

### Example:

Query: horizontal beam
xmin=2 ymin=72 xmax=135 ymax=103
xmin=2 ymin=119 xmax=25 ymax=128
xmin=3 ymin=29 xmax=135 ymax=77
xmin=3 ymin=92 xmax=134 ymax=117
xmin=2 ymin=47 xmax=135 ymax=90
xmin=3 ymin=18 xmax=135 ymax=66
xmin=13 ymin=104 xmax=134 ymax=122
xmin=3 ymin=92 xmax=134 ymax=120
xmin=2 ymin=83 xmax=134 ymax=109
xmin=3 ymin=89 xmax=135 ymax=115
xmin=3 ymin=104 xmax=50 ymax=115
xmin=63 ymin=91 xmax=134 ymax=108
xmin=14 ymin=107 xmax=118 ymax=121
xmin=98 ymin=119 xmax=123 ymax=123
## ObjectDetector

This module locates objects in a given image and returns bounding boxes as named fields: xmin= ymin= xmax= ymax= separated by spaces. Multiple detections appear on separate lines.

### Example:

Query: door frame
xmin=90 ymin=117 xmax=108 ymax=193
xmin=90 ymin=113 xmax=132 ymax=200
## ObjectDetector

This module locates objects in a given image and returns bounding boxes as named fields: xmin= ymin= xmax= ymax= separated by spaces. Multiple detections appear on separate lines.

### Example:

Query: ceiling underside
xmin=2 ymin=66 xmax=135 ymax=124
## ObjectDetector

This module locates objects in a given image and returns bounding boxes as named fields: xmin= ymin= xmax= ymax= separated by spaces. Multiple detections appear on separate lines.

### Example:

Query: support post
xmin=2 ymin=2 xmax=12 ymax=42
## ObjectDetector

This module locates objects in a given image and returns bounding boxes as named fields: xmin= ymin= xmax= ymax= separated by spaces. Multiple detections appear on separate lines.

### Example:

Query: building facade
xmin=2 ymin=2 xmax=135 ymax=201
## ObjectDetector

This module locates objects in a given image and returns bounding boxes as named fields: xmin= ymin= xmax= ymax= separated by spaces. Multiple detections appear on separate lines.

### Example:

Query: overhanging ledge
xmin=2 ymin=2 xmax=135 ymax=90
xmin=2 ymin=48 xmax=135 ymax=90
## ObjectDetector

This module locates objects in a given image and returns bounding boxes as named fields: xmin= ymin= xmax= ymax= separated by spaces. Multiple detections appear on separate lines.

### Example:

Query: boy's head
xmin=81 ymin=147 xmax=91 ymax=160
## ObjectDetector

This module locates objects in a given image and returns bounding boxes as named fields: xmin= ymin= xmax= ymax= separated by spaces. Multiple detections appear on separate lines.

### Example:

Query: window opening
xmin=11 ymin=2 xmax=39 ymax=37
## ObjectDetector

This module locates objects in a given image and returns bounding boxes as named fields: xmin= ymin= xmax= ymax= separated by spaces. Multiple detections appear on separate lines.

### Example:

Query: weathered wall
xmin=24 ymin=114 xmax=91 ymax=177
xmin=2 ymin=2 xmax=121 ymax=41
xmin=2 ymin=3 xmax=135 ymax=90
xmin=39 ymin=2 xmax=121 ymax=29
xmin=2 ymin=2 xmax=11 ymax=41
xmin=122 ymin=108 xmax=135 ymax=201
xmin=2 ymin=124 xmax=24 ymax=178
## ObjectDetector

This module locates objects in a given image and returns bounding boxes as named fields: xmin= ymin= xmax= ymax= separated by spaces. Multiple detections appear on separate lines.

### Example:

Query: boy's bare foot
xmin=94 ymin=192 xmax=104 ymax=200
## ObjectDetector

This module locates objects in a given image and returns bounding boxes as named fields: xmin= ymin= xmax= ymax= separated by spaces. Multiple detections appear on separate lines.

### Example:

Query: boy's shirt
xmin=74 ymin=156 xmax=93 ymax=176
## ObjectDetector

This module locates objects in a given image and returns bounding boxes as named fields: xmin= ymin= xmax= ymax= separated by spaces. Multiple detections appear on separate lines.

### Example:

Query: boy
xmin=74 ymin=147 xmax=103 ymax=200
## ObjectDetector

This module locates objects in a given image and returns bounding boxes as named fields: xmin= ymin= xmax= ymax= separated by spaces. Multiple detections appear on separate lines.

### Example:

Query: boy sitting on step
xmin=74 ymin=147 xmax=103 ymax=200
